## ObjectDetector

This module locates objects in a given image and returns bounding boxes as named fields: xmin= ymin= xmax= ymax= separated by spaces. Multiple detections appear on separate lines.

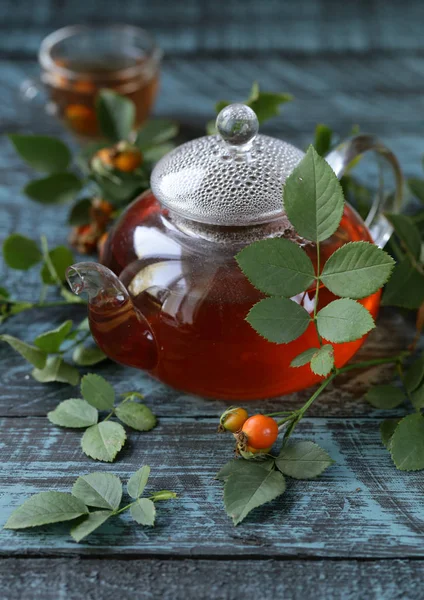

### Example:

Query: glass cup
xmin=22 ymin=24 xmax=162 ymax=139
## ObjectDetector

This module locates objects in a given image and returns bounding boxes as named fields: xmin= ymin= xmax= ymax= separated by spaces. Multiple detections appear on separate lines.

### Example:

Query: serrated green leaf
xmin=224 ymin=465 xmax=286 ymax=525
xmin=216 ymin=459 xmax=274 ymax=481
xmin=408 ymin=178 xmax=424 ymax=203
xmin=130 ymin=498 xmax=156 ymax=526
xmin=41 ymin=246 xmax=74 ymax=285
xmin=284 ymin=145 xmax=344 ymax=243
xmin=4 ymin=492 xmax=87 ymax=529
xmin=115 ymin=401 xmax=156 ymax=431
xmin=0 ymin=334 xmax=46 ymax=368
xmin=380 ymin=418 xmax=401 ymax=449
xmin=314 ymin=124 xmax=333 ymax=157
xmin=70 ymin=510 xmax=113 ymax=542
xmin=276 ymin=441 xmax=334 ymax=479
xmin=32 ymin=356 xmax=80 ymax=385
xmin=3 ymin=234 xmax=42 ymax=270
xmin=310 ymin=344 xmax=334 ymax=376
xmin=48 ymin=399 xmax=98 ymax=428
xmin=34 ymin=320 xmax=73 ymax=353
xmin=24 ymin=173 xmax=82 ymax=204
xmin=404 ymin=355 xmax=424 ymax=393
xmin=316 ymin=299 xmax=375 ymax=343
xmin=321 ymin=242 xmax=395 ymax=299
xmin=247 ymin=297 xmax=311 ymax=344
xmin=68 ymin=198 xmax=92 ymax=226
xmin=247 ymin=91 xmax=293 ymax=123
xmin=72 ymin=343 xmax=107 ymax=366
xmin=72 ymin=473 xmax=122 ymax=510
xmin=382 ymin=256 xmax=424 ymax=310
xmin=9 ymin=134 xmax=71 ymax=173
xmin=81 ymin=373 xmax=115 ymax=410
xmin=81 ymin=422 xmax=126 ymax=462
xmin=386 ymin=213 xmax=422 ymax=260
xmin=390 ymin=413 xmax=424 ymax=471
xmin=290 ymin=348 xmax=320 ymax=368
xmin=135 ymin=119 xmax=179 ymax=149
xmin=127 ymin=466 xmax=150 ymax=499
xmin=96 ymin=89 xmax=135 ymax=142
xmin=365 ymin=385 xmax=405 ymax=409
xmin=411 ymin=383 xmax=424 ymax=410
xmin=150 ymin=491 xmax=177 ymax=501
xmin=236 ymin=238 xmax=315 ymax=297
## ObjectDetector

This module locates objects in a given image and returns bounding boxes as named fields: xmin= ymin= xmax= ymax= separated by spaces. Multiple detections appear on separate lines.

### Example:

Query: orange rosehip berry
xmin=113 ymin=148 xmax=143 ymax=172
xmin=241 ymin=415 xmax=279 ymax=450
xmin=219 ymin=407 xmax=248 ymax=433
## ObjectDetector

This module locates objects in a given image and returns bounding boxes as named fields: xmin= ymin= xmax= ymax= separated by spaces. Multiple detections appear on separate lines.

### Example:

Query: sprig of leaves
xmin=4 ymin=467 xmax=177 ymax=542
xmin=48 ymin=374 xmax=157 ymax=462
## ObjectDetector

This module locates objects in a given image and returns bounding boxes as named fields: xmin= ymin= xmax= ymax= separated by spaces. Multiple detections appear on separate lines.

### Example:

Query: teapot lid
xmin=150 ymin=103 xmax=305 ymax=226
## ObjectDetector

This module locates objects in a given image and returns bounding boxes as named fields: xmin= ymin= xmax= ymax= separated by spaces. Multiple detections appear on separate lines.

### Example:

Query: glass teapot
xmin=67 ymin=104 xmax=403 ymax=400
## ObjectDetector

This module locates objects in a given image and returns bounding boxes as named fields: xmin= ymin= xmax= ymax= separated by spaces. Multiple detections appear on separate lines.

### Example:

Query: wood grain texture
xmin=1 ymin=416 xmax=424 ymax=557
xmin=0 ymin=557 xmax=423 ymax=600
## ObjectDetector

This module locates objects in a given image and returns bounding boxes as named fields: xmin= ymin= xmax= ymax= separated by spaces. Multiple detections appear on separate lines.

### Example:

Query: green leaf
xmin=404 ymin=355 xmax=424 ymax=393
xmin=142 ymin=143 xmax=176 ymax=164
xmin=246 ymin=297 xmax=311 ymax=344
xmin=72 ymin=472 xmax=122 ymax=510
xmin=364 ymin=385 xmax=405 ymax=409
xmin=0 ymin=286 xmax=9 ymax=299
xmin=4 ymin=492 xmax=87 ymax=529
xmin=321 ymin=242 xmax=395 ymax=299
xmin=284 ymin=145 xmax=345 ymax=243
xmin=411 ymin=383 xmax=424 ymax=410
xmin=135 ymin=119 xmax=179 ymax=149
xmin=150 ymin=491 xmax=177 ymax=501
xmin=390 ymin=413 xmax=424 ymax=471
xmin=380 ymin=418 xmax=401 ymax=449
xmin=216 ymin=459 xmax=274 ymax=481
xmin=68 ymin=198 xmax=92 ymax=226
xmin=41 ymin=246 xmax=74 ymax=285
xmin=81 ymin=373 xmax=115 ymax=410
xmin=81 ymin=422 xmax=126 ymax=462
xmin=236 ymin=238 xmax=315 ymax=297
xmin=96 ymin=89 xmax=136 ymax=142
xmin=408 ymin=178 xmax=424 ymax=203
xmin=32 ymin=356 xmax=80 ymax=385
xmin=47 ymin=399 xmax=98 ymax=428
xmin=316 ymin=299 xmax=375 ymax=343
xmin=0 ymin=334 xmax=46 ymax=368
xmin=248 ymin=91 xmax=293 ymax=123
xmin=310 ymin=344 xmax=334 ymax=376
xmin=72 ymin=343 xmax=107 ymax=366
xmin=115 ymin=401 xmax=156 ymax=431
xmin=24 ymin=173 xmax=82 ymax=204
xmin=34 ymin=320 xmax=73 ymax=353
xmin=224 ymin=465 xmax=286 ymax=525
xmin=313 ymin=124 xmax=333 ymax=157
xmin=127 ymin=466 xmax=150 ymax=499
xmin=290 ymin=348 xmax=320 ymax=368
xmin=70 ymin=510 xmax=113 ymax=542
xmin=3 ymin=234 xmax=42 ymax=270
xmin=386 ymin=213 xmax=422 ymax=260
xmin=130 ymin=498 xmax=156 ymax=526
xmin=9 ymin=134 xmax=71 ymax=173
xmin=382 ymin=256 xmax=424 ymax=310
xmin=276 ymin=441 xmax=334 ymax=479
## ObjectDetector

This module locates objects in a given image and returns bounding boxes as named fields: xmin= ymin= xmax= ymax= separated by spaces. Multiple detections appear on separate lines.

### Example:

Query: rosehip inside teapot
xmin=67 ymin=104 xmax=402 ymax=399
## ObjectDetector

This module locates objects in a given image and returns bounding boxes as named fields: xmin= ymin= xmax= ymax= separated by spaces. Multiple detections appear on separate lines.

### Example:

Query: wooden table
xmin=1 ymin=2 xmax=424 ymax=598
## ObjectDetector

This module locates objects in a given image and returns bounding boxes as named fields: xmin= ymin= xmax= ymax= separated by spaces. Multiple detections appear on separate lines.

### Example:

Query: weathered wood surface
xmin=1 ymin=558 xmax=423 ymax=600
xmin=1 ymin=416 xmax=424 ymax=557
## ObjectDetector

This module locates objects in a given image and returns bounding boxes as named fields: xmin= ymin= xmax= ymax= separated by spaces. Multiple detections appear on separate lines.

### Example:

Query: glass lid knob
xmin=216 ymin=103 xmax=259 ymax=148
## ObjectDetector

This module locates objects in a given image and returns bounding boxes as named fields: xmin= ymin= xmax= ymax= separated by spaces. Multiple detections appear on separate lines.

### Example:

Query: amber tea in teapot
xmin=67 ymin=104 xmax=402 ymax=400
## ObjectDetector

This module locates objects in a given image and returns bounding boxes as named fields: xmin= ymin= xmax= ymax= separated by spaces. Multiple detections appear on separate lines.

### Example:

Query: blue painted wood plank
xmin=1 ymin=416 xmax=423 ymax=557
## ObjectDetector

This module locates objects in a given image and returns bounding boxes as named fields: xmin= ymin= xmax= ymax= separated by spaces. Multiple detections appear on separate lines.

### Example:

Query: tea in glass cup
xmin=34 ymin=25 xmax=162 ymax=138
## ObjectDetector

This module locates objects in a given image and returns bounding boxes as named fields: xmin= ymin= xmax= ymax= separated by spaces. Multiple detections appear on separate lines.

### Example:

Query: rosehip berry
xmin=219 ymin=407 xmax=248 ymax=433
xmin=113 ymin=148 xmax=142 ymax=172
xmin=240 ymin=415 xmax=279 ymax=449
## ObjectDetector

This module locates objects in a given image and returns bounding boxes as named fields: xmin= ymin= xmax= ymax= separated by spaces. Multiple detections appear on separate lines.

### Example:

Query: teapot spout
xmin=66 ymin=263 xmax=158 ymax=371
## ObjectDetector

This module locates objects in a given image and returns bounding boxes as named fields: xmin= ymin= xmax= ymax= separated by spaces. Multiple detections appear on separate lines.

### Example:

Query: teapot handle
xmin=325 ymin=134 xmax=403 ymax=248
